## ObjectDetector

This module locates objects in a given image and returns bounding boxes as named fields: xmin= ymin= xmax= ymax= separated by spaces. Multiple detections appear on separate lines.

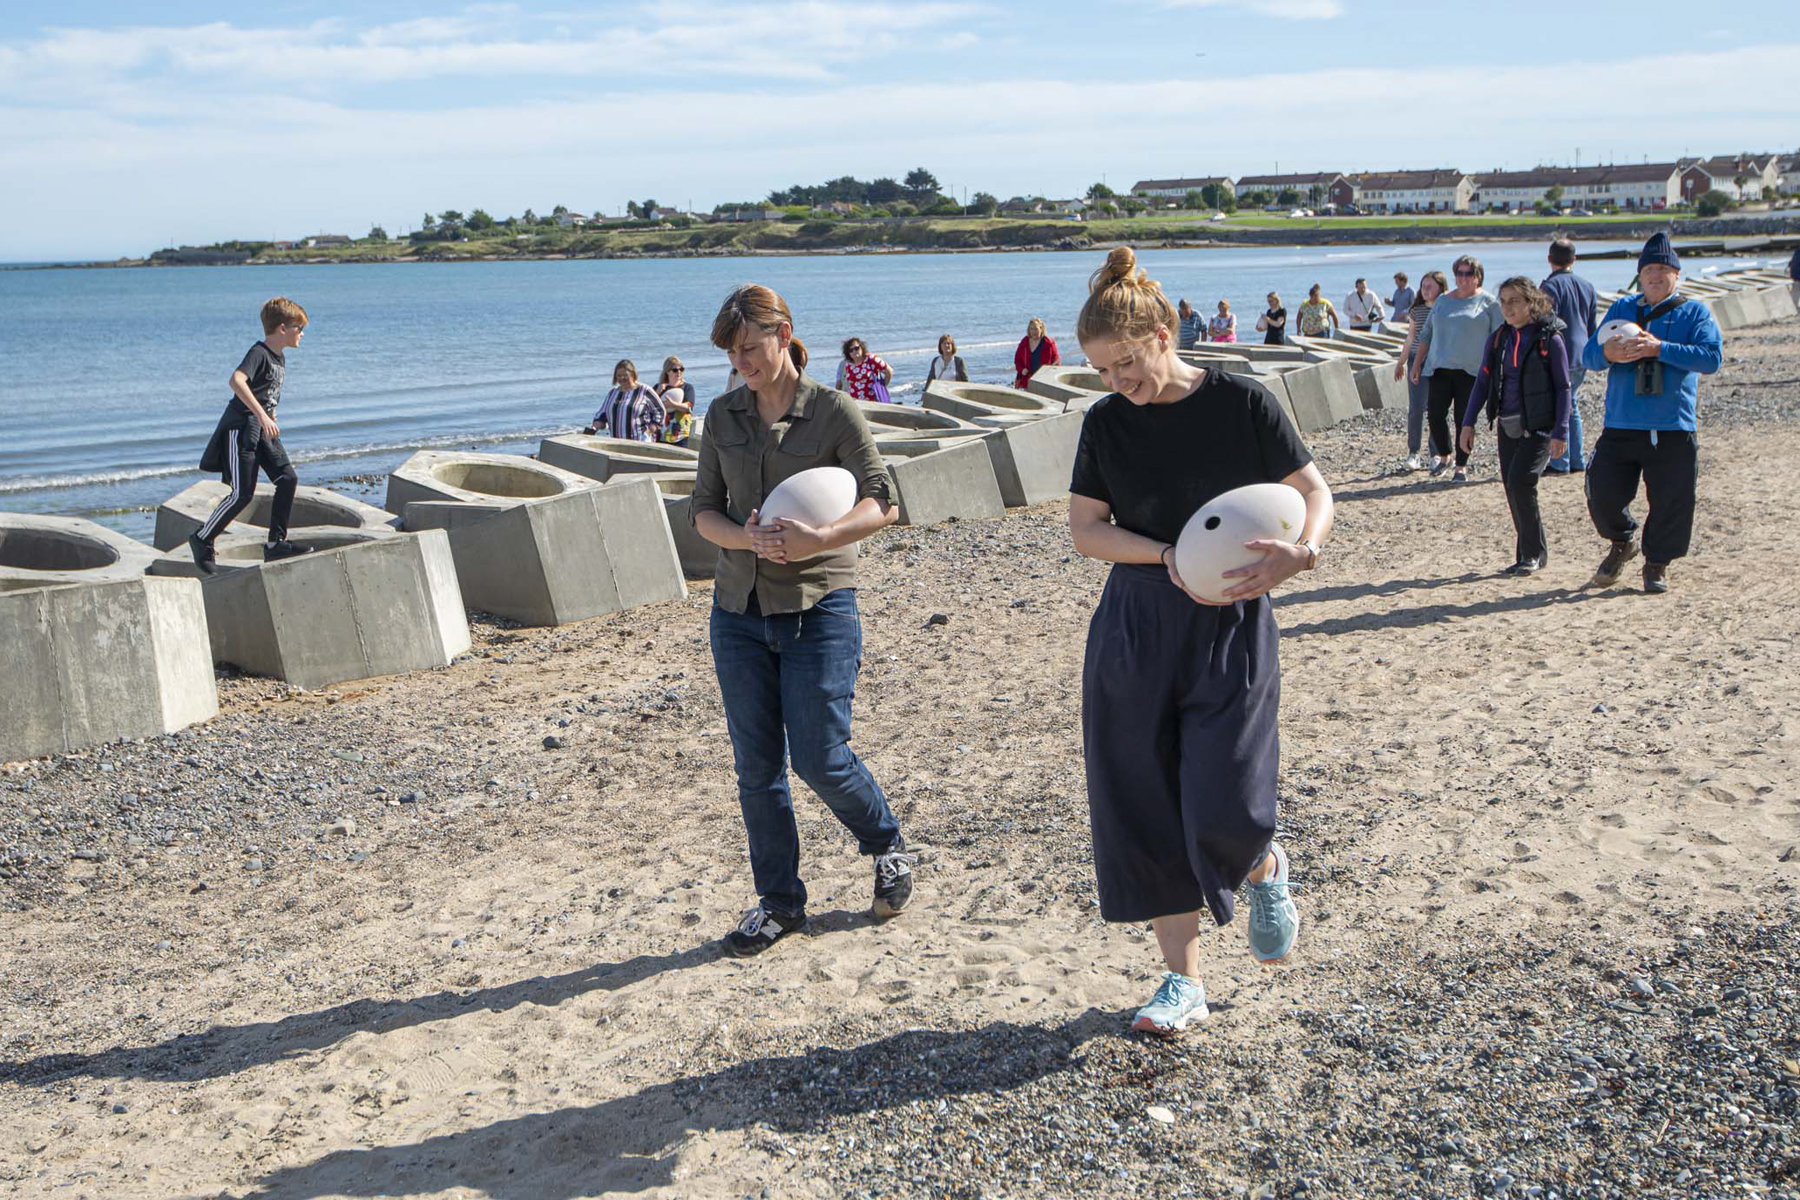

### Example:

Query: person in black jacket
xmin=1459 ymin=277 xmax=1572 ymax=575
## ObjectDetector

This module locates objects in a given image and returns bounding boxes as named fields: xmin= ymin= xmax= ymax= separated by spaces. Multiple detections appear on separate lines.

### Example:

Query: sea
xmin=0 ymin=240 xmax=1777 ymax=544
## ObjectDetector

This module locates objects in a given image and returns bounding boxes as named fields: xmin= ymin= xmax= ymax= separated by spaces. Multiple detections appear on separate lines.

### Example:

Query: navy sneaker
xmin=723 ymin=906 xmax=806 ymax=957
xmin=873 ymin=838 xmax=916 ymax=919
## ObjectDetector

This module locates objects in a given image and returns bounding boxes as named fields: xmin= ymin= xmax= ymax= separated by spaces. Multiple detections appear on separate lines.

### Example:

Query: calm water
xmin=0 ymin=241 xmax=1737 ymax=542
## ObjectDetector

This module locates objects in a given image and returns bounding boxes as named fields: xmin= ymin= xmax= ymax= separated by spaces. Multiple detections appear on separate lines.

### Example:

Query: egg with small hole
xmin=757 ymin=466 xmax=858 ymax=529
xmin=1173 ymin=483 xmax=1308 ymax=602
xmin=1596 ymin=318 xmax=1643 ymax=344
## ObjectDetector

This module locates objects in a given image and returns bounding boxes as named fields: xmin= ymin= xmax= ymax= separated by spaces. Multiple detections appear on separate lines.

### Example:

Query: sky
xmin=2 ymin=0 xmax=1796 ymax=260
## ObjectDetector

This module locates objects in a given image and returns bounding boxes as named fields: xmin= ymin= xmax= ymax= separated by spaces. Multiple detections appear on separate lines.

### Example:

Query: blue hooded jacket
xmin=1582 ymin=293 xmax=1721 ymax=432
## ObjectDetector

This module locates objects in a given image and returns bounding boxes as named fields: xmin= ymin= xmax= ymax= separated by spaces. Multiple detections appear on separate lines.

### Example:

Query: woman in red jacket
xmin=1012 ymin=317 xmax=1060 ymax=388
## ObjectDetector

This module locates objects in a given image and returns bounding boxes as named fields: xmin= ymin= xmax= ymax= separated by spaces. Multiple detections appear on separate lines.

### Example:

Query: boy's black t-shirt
xmin=229 ymin=341 xmax=285 ymax=416
xmin=1070 ymin=370 xmax=1312 ymax=546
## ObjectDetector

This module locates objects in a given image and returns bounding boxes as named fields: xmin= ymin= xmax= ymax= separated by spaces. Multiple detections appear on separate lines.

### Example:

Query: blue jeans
xmin=1550 ymin=367 xmax=1587 ymax=471
xmin=709 ymin=589 xmax=900 ymax=917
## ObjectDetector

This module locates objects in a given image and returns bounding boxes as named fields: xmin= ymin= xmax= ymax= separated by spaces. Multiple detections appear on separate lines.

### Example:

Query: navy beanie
xmin=1638 ymin=231 xmax=1681 ymax=272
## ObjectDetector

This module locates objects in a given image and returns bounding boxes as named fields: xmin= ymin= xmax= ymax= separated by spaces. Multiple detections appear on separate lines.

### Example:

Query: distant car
xmin=1339 ymin=204 xmax=1363 ymax=216
xmin=1570 ymin=208 xmax=1595 ymax=217
xmin=1209 ymin=211 xmax=1228 ymax=221
xmin=1287 ymin=208 xmax=1312 ymax=218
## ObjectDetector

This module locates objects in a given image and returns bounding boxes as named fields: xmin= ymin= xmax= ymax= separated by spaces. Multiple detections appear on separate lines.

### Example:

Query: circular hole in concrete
xmin=430 ymin=462 xmax=563 ymax=498
xmin=230 ymin=495 xmax=362 ymax=529
xmin=0 ymin=528 xmax=120 ymax=572
xmin=949 ymin=386 xmax=1047 ymax=411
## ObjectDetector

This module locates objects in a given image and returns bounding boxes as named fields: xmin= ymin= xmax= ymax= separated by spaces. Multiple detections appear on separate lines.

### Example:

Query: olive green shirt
xmin=691 ymin=373 xmax=894 ymax=615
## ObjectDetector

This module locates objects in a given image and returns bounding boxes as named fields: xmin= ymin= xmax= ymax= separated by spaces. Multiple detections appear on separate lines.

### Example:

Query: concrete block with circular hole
xmin=856 ymin=402 xmax=986 ymax=437
xmin=0 ymin=514 xmax=159 ymax=592
xmin=166 ymin=530 xmax=470 ymax=689
xmin=153 ymin=482 xmax=396 ymax=552
xmin=384 ymin=451 xmax=598 ymax=523
xmin=407 ymin=477 xmax=684 ymax=626
xmin=148 ymin=526 xmax=397 ymax=581
xmin=537 ymin=434 xmax=700 ymax=482
xmin=1026 ymin=364 xmax=1108 ymax=406
xmin=1281 ymin=359 xmax=1365 ymax=432
xmin=921 ymin=381 xmax=1060 ymax=424
xmin=604 ymin=472 xmax=715 ymax=581
xmin=879 ymin=438 xmax=1005 ymax=526
xmin=1 ymin=574 xmax=217 ymax=762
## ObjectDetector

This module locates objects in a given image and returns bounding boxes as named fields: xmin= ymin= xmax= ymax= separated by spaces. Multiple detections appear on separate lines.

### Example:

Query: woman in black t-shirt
xmin=1068 ymin=247 xmax=1334 ymax=1037
xmin=1256 ymin=291 xmax=1287 ymax=345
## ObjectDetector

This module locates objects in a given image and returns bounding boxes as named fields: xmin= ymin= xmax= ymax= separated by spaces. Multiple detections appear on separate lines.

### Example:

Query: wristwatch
xmin=1296 ymin=539 xmax=1320 ymax=570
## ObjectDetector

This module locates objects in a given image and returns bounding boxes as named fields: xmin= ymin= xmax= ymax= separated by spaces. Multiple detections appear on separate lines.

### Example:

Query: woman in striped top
xmin=1393 ymin=270 xmax=1446 ymax=471
xmin=587 ymin=360 xmax=666 ymax=442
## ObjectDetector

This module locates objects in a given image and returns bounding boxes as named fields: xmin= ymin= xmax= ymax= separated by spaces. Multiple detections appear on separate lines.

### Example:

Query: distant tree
xmin=903 ymin=168 xmax=941 ymax=203
xmin=466 ymin=208 xmax=494 ymax=231
xmin=1086 ymin=182 xmax=1116 ymax=201
xmin=867 ymin=176 xmax=901 ymax=204
xmin=969 ymin=191 xmax=999 ymax=216
xmin=422 ymin=212 xmax=437 ymax=229
xmin=552 ymin=205 xmax=569 ymax=216
xmin=366 ymin=225 xmax=388 ymax=241
xmin=1544 ymin=184 xmax=1565 ymax=206
xmin=438 ymin=210 xmax=464 ymax=225
xmin=1199 ymin=182 xmax=1236 ymax=211
xmin=625 ymin=201 xmax=642 ymax=219
xmin=1121 ymin=197 xmax=1148 ymax=216
xmin=522 ymin=208 xmax=537 ymax=224
xmin=1696 ymin=188 xmax=1732 ymax=217
xmin=1305 ymin=184 xmax=1324 ymax=208
xmin=1182 ymin=189 xmax=1207 ymax=210
xmin=1244 ymin=189 xmax=1273 ymax=207
xmin=1276 ymin=187 xmax=1301 ymax=206
xmin=640 ymin=199 xmax=659 ymax=218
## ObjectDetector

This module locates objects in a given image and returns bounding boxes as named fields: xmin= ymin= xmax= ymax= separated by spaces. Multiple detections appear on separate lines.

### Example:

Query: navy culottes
xmin=1081 ymin=563 xmax=1280 ymax=926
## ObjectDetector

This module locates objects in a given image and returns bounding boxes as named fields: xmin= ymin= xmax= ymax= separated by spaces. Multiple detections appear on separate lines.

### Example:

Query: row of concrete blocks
xmin=1701 ymin=283 xmax=1800 ymax=332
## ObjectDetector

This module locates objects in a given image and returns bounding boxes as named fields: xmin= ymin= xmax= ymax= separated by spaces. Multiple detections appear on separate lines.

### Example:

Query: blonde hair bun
xmin=1090 ymin=246 xmax=1139 ymax=293
xmin=1076 ymin=246 xmax=1176 ymax=344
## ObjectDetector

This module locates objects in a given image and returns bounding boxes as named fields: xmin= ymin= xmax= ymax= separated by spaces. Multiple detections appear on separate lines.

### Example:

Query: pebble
xmin=926 ymin=613 xmax=949 ymax=626
xmin=1146 ymin=1106 xmax=1175 ymax=1124
xmin=542 ymin=736 xmax=564 ymax=750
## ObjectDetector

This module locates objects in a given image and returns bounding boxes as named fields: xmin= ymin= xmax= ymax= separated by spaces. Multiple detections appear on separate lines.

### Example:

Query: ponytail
xmin=788 ymin=336 xmax=808 ymax=370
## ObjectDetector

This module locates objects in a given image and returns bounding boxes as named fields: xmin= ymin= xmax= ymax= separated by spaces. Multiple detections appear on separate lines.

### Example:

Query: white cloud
xmin=1164 ymin=0 xmax=1345 ymax=18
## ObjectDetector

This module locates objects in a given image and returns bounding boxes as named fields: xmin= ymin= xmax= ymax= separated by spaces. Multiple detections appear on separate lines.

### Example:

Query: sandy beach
xmin=3 ymin=323 xmax=1799 ymax=1199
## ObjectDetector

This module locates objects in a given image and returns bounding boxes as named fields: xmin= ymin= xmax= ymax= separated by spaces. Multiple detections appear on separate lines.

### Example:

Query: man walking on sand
xmin=1583 ymin=232 xmax=1721 ymax=594
xmin=1541 ymin=237 xmax=1598 ymax=473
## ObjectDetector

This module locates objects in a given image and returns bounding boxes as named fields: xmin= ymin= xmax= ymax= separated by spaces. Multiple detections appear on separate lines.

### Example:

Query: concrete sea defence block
xmin=1707 ymin=293 xmax=1747 ymax=331
xmin=983 ymin=409 xmax=1085 ymax=508
xmin=921 ymin=381 xmax=1060 ymax=423
xmin=1027 ymin=365 xmax=1108 ymax=406
xmin=385 ymin=451 xmax=597 ymax=521
xmin=193 ymin=531 xmax=470 ymax=690
xmin=857 ymin=402 xmax=982 ymax=435
xmin=1731 ymin=288 xmax=1771 ymax=327
xmin=1353 ymin=364 xmax=1405 ymax=412
xmin=148 ymin=526 xmax=397 ymax=580
xmin=1760 ymin=285 xmax=1798 ymax=322
xmin=1282 ymin=359 xmax=1364 ymax=432
xmin=1 ymin=576 xmax=217 ymax=761
xmin=538 ymin=435 xmax=699 ymax=483
xmin=880 ymin=439 xmax=1005 ymax=526
xmin=622 ymin=472 xmax=715 ymax=581
xmin=437 ymin=478 xmax=685 ymax=626
xmin=0 ymin=514 xmax=159 ymax=592
xmin=153 ymin=482 xmax=396 ymax=552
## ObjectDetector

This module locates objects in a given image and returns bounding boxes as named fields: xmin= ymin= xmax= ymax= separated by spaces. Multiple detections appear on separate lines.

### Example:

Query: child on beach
xmin=1068 ymin=247 xmax=1334 ymax=1036
xmin=190 ymin=297 xmax=314 ymax=574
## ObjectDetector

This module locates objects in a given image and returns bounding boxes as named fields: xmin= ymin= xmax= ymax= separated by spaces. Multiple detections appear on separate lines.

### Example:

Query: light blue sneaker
xmin=1247 ymin=842 xmax=1300 ymax=964
xmin=1132 ymin=972 xmax=1209 ymax=1035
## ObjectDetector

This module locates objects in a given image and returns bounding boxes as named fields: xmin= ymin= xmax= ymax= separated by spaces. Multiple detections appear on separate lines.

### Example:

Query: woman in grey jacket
xmin=925 ymin=334 xmax=969 ymax=384
xmin=1411 ymin=254 xmax=1504 ymax=482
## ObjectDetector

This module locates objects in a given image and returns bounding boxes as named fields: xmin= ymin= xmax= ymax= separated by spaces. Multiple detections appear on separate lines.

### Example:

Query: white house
xmin=1129 ymin=176 xmax=1235 ymax=200
xmin=1352 ymin=170 xmax=1476 ymax=213
xmin=552 ymin=212 xmax=590 ymax=229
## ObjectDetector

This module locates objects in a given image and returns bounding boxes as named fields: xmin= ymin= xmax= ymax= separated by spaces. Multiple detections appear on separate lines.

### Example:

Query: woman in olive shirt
xmin=691 ymin=283 xmax=916 ymax=956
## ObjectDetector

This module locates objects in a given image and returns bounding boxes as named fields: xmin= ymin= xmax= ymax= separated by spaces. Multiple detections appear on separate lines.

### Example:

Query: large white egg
xmin=1597 ymin=318 xmax=1643 ymax=344
xmin=1173 ymin=483 xmax=1307 ymax=603
xmin=759 ymin=466 xmax=857 ymax=527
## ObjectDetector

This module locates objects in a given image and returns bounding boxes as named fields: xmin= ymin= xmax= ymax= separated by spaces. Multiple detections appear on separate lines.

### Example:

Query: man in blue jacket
xmin=1583 ymin=232 xmax=1722 ymax=594
xmin=1542 ymin=237 xmax=1597 ymax=473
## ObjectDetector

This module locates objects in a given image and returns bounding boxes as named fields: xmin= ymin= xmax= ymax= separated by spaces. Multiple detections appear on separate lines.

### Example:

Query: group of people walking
xmin=585 ymin=355 xmax=696 ymax=446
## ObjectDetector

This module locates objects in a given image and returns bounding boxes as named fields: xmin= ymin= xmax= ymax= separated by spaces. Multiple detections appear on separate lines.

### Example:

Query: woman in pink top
xmin=837 ymin=337 xmax=893 ymax=402
xmin=1207 ymin=299 xmax=1238 ymax=343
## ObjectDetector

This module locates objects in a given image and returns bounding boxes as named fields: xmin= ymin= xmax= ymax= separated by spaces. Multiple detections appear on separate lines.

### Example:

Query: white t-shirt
xmin=1344 ymin=290 xmax=1385 ymax=326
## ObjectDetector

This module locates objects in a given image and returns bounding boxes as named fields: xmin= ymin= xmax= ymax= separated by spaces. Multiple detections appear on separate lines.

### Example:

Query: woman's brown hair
xmin=938 ymin=334 xmax=956 ymax=355
xmin=612 ymin=359 xmax=637 ymax=386
xmin=1075 ymin=247 xmax=1176 ymax=344
xmin=1496 ymin=275 xmax=1555 ymax=324
xmin=1453 ymin=254 xmax=1485 ymax=284
xmin=840 ymin=337 xmax=866 ymax=361
xmin=710 ymin=284 xmax=808 ymax=369
xmin=659 ymin=355 xmax=684 ymax=386
xmin=1417 ymin=269 xmax=1449 ymax=305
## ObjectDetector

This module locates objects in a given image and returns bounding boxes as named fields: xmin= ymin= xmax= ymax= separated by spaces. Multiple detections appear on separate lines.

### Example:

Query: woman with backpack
xmin=1457 ymin=276 xmax=1572 ymax=575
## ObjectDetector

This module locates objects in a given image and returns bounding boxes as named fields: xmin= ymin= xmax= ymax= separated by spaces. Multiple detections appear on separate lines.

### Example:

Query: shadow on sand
xmin=227 ymin=1009 xmax=1127 ymax=1199
xmin=0 ymin=910 xmax=877 ymax=1087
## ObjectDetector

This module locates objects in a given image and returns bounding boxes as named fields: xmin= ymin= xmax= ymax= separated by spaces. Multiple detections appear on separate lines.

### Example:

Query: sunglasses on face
xmin=1454 ymin=269 xmax=1476 ymax=278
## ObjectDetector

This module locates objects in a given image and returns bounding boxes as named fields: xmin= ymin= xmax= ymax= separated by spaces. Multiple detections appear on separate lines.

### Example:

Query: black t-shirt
xmin=230 ymin=341 xmax=285 ymax=416
xmin=1264 ymin=307 xmax=1287 ymax=345
xmin=1069 ymin=370 xmax=1312 ymax=546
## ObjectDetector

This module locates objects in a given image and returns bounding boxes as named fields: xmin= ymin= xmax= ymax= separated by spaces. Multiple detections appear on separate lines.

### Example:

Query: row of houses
xmin=1130 ymin=153 xmax=1798 ymax=214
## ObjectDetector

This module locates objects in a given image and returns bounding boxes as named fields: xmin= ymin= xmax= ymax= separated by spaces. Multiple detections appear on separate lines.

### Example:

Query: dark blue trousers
xmin=1081 ymin=564 xmax=1280 ymax=927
